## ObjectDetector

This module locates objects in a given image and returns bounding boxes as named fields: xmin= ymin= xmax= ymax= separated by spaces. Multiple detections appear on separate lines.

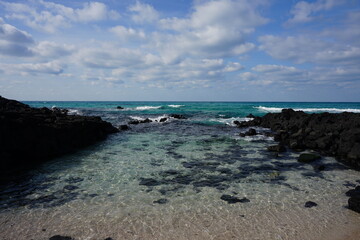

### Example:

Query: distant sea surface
xmin=1 ymin=101 xmax=360 ymax=239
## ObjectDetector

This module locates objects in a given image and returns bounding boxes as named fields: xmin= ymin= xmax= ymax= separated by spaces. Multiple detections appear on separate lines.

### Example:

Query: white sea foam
xmin=168 ymin=105 xmax=184 ymax=108
xmin=210 ymin=117 xmax=253 ymax=126
xmin=130 ymin=116 xmax=145 ymax=121
xmin=68 ymin=109 xmax=81 ymax=115
xmin=134 ymin=106 xmax=162 ymax=110
xmin=130 ymin=115 xmax=170 ymax=123
xmin=256 ymin=106 xmax=360 ymax=113
xmin=241 ymin=135 xmax=274 ymax=142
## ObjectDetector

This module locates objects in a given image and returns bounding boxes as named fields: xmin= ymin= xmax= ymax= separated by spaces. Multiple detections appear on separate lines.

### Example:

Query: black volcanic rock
xmin=298 ymin=153 xmax=321 ymax=163
xmin=304 ymin=201 xmax=318 ymax=208
xmin=267 ymin=144 xmax=286 ymax=152
xmin=0 ymin=96 xmax=119 ymax=182
xmin=346 ymin=186 xmax=360 ymax=213
xmin=49 ymin=236 xmax=74 ymax=240
xmin=169 ymin=114 xmax=187 ymax=119
xmin=235 ymin=109 xmax=360 ymax=169
xmin=220 ymin=194 xmax=250 ymax=204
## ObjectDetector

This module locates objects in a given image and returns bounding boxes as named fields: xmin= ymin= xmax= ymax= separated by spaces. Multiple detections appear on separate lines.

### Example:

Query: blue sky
xmin=0 ymin=0 xmax=359 ymax=101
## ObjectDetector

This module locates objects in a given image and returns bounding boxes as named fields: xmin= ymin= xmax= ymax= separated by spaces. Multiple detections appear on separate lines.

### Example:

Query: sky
xmin=0 ymin=0 xmax=359 ymax=101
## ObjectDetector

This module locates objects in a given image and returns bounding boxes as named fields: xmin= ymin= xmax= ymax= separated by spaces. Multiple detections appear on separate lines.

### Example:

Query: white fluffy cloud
xmin=156 ymin=0 xmax=267 ymax=62
xmin=287 ymin=0 xmax=344 ymax=24
xmin=1 ymin=1 xmax=120 ymax=33
xmin=110 ymin=25 xmax=146 ymax=42
xmin=129 ymin=1 xmax=159 ymax=24
xmin=31 ymin=41 xmax=75 ymax=58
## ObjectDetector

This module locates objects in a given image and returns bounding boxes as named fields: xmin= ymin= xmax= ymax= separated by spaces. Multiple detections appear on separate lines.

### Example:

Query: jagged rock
xmin=267 ymin=144 xmax=286 ymax=152
xmin=298 ymin=153 xmax=321 ymax=163
xmin=246 ymin=114 xmax=256 ymax=118
xmin=169 ymin=114 xmax=187 ymax=119
xmin=246 ymin=128 xmax=257 ymax=136
xmin=128 ymin=120 xmax=140 ymax=125
xmin=119 ymin=125 xmax=130 ymax=130
xmin=128 ymin=118 xmax=152 ymax=125
xmin=159 ymin=118 xmax=167 ymax=122
xmin=0 ymin=96 xmax=119 ymax=183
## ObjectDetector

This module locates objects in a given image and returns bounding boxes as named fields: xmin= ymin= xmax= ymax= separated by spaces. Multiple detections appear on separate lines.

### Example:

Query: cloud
xmin=1 ymin=1 xmax=120 ymax=33
xmin=0 ymin=19 xmax=34 ymax=56
xmin=0 ymin=61 xmax=65 ymax=75
xmin=109 ymin=25 xmax=146 ymax=42
xmin=76 ymin=45 xmax=154 ymax=69
xmin=240 ymin=64 xmax=308 ymax=86
xmin=129 ymin=1 xmax=159 ymax=24
xmin=259 ymin=35 xmax=360 ymax=65
xmin=252 ymin=64 xmax=301 ymax=73
xmin=31 ymin=41 xmax=75 ymax=58
xmin=156 ymin=0 xmax=267 ymax=62
xmin=287 ymin=0 xmax=344 ymax=24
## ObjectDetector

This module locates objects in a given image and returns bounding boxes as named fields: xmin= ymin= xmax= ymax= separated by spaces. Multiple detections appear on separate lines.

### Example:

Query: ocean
xmin=1 ymin=101 xmax=360 ymax=239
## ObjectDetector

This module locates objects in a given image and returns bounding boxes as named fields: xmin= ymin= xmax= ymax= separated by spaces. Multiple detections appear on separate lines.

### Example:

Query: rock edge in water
xmin=0 ymin=96 xmax=119 ymax=183
xmin=235 ymin=108 xmax=360 ymax=170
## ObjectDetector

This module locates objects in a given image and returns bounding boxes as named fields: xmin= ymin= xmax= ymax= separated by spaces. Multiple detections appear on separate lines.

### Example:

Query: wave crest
xmin=134 ymin=106 xmax=162 ymax=110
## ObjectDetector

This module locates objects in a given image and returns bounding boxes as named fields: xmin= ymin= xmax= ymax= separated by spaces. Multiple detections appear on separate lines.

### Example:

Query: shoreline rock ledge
xmin=0 ymin=96 xmax=119 ymax=182
xmin=235 ymin=108 xmax=360 ymax=170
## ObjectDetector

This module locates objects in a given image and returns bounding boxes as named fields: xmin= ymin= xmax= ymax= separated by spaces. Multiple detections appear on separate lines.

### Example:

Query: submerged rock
xmin=116 ymin=106 xmax=124 ymax=109
xmin=0 ymin=96 xmax=119 ymax=183
xmin=346 ymin=186 xmax=360 ymax=213
xmin=298 ymin=153 xmax=321 ymax=163
xmin=345 ymin=186 xmax=360 ymax=197
xmin=304 ymin=201 xmax=318 ymax=208
xmin=246 ymin=128 xmax=257 ymax=136
xmin=153 ymin=198 xmax=168 ymax=204
xmin=348 ymin=196 xmax=360 ymax=213
xmin=139 ymin=178 xmax=162 ymax=186
xmin=49 ymin=235 xmax=74 ymax=240
xmin=220 ymin=194 xmax=250 ymax=204
xmin=119 ymin=125 xmax=130 ymax=131
xmin=267 ymin=144 xmax=286 ymax=152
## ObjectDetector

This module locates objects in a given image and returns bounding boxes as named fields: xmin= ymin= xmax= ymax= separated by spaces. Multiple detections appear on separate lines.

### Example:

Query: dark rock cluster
xmin=235 ymin=109 xmax=360 ymax=169
xmin=0 ymin=96 xmax=119 ymax=182
xmin=346 ymin=186 xmax=360 ymax=213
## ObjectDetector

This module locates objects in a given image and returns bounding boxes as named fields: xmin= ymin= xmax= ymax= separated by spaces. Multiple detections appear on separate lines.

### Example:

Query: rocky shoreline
xmin=235 ymin=109 xmax=360 ymax=169
xmin=0 ymin=96 xmax=119 ymax=183
xmin=235 ymin=108 xmax=360 ymax=213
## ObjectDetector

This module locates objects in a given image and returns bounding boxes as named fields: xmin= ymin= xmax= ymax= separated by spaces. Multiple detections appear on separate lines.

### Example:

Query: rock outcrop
xmin=235 ymin=109 xmax=360 ymax=169
xmin=0 ymin=96 xmax=119 ymax=182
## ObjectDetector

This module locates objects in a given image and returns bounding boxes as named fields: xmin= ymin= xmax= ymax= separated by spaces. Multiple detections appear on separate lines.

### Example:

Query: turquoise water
xmin=1 ymin=102 xmax=360 ymax=239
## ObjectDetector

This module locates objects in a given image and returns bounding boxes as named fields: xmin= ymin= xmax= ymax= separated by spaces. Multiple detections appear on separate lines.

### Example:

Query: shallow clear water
xmin=1 ymin=102 xmax=360 ymax=239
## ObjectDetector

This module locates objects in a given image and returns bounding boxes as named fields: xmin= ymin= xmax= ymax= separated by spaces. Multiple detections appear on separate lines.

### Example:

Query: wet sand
xmin=1 ymin=199 xmax=359 ymax=240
